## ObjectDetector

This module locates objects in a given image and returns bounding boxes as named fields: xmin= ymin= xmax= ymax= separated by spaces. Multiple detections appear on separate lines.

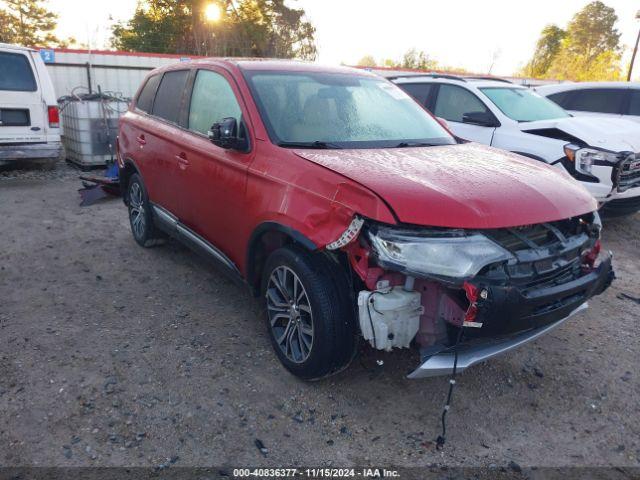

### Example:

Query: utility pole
xmin=628 ymin=10 xmax=640 ymax=81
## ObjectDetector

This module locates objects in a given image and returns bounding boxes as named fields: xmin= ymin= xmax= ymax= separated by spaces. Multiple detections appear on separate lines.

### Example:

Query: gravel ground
xmin=1 ymin=162 xmax=639 ymax=471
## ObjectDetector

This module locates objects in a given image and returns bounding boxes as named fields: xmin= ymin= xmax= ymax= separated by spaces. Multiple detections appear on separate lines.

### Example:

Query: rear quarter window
xmin=151 ymin=70 xmax=190 ymax=124
xmin=398 ymin=83 xmax=434 ymax=107
xmin=0 ymin=52 xmax=37 ymax=92
xmin=546 ymin=91 xmax=572 ymax=108
xmin=136 ymin=74 xmax=161 ymax=113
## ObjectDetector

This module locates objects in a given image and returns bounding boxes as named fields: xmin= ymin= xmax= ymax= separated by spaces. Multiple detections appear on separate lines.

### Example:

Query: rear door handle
xmin=136 ymin=134 xmax=146 ymax=145
xmin=175 ymin=152 xmax=190 ymax=170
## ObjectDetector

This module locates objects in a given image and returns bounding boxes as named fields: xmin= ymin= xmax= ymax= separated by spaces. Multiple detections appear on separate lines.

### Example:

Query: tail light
xmin=48 ymin=106 xmax=60 ymax=128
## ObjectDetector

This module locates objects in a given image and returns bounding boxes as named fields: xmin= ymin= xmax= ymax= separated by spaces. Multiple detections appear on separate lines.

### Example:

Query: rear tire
xmin=127 ymin=173 xmax=164 ymax=247
xmin=261 ymin=247 xmax=358 ymax=380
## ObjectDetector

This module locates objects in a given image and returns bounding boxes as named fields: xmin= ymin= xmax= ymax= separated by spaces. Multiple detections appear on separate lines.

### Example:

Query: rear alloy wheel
xmin=262 ymin=247 xmax=358 ymax=380
xmin=127 ymin=173 xmax=164 ymax=247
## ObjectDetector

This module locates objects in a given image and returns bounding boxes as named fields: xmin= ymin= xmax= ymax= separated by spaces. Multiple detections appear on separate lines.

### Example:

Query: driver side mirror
xmin=462 ymin=111 xmax=499 ymax=128
xmin=208 ymin=117 xmax=247 ymax=150
xmin=435 ymin=116 xmax=450 ymax=131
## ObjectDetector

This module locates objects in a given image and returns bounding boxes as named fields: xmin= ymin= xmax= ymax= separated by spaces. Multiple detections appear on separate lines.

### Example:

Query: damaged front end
xmin=339 ymin=212 xmax=614 ymax=378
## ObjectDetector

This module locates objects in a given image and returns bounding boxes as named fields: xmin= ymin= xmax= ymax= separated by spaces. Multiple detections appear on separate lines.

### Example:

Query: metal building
xmin=40 ymin=48 xmax=202 ymax=98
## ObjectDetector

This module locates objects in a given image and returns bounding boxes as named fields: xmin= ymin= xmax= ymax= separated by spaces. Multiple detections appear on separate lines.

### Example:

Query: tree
xmin=521 ymin=1 xmax=623 ymax=81
xmin=357 ymin=55 xmax=377 ymax=67
xmin=111 ymin=1 xmax=192 ymax=54
xmin=522 ymin=25 xmax=566 ymax=77
xmin=111 ymin=0 xmax=317 ymax=60
xmin=562 ymin=0 xmax=620 ymax=61
xmin=546 ymin=47 xmax=623 ymax=81
xmin=0 ymin=0 xmax=62 ymax=46
xmin=399 ymin=48 xmax=438 ymax=70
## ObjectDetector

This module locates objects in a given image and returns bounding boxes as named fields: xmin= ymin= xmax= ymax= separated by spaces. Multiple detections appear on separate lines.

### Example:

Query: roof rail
xmin=386 ymin=73 xmax=466 ymax=82
xmin=464 ymin=76 xmax=513 ymax=84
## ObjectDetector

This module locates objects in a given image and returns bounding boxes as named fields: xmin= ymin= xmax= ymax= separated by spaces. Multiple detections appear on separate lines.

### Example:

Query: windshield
xmin=480 ymin=87 xmax=570 ymax=122
xmin=243 ymin=70 xmax=456 ymax=148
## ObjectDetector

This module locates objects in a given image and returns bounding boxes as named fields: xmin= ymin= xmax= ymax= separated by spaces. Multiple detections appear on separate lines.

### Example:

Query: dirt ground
xmin=1 ymin=162 xmax=639 ymax=471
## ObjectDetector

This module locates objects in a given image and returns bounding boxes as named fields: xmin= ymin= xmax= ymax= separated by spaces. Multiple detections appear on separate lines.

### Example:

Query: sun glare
xmin=204 ymin=3 xmax=221 ymax=22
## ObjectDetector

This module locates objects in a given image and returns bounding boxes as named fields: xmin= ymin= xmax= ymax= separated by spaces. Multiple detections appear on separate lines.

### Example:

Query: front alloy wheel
xmin=266 ymin=266 xmax=314 ymax=363
xmin=261 ymin=247 xmax=358 ymax=380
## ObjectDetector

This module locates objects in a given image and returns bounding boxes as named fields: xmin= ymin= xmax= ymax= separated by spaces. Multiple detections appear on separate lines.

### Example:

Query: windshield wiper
xmin=277 ymin=141 xmax=342 ymax=149
xmin=394 ymin=142 xmax=441 ymax=148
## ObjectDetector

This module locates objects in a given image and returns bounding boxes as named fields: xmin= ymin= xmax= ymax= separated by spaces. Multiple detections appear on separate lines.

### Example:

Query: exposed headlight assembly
xmin=564 ymin=145 xmax=622 ymax=175
xmin=368 ymin=227 xmax=514 ymax=280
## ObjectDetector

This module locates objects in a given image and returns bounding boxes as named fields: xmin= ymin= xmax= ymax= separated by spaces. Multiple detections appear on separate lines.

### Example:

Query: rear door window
xmin=0 ymin=52 xmax=37 ymax=92
xmin=151 ymin=70 xmax=190 ymax=124
xmin=628 ymin=91 xmax=640 ymax=116
xmin=398 ymin=83 xmax=434 ymax=108
xmin=188 ymin=70 xmax=242 ymax=135
xmin=433 ymin=84 xmax=490 ymax=122
xmin=136 ymin=74 xmax=161 ymax=113
xmin=568 ymin=89 xmax=626 ymax=114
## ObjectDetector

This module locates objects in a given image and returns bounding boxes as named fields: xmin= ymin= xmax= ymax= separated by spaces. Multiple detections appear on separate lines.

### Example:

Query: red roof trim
xmin=32 ymin=47 xmax=208 ymax=60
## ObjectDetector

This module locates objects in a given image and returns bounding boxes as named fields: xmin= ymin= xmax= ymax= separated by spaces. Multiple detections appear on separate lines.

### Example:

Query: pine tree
xmin=0 ymin=0 xmax=62 ymax=46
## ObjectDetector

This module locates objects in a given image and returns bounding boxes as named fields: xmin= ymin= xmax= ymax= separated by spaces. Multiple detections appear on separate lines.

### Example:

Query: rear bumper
xmin=408 ymin=254 xmax=614 ymax=379
xmin=0 ymin=142 xmax=63 ymax=162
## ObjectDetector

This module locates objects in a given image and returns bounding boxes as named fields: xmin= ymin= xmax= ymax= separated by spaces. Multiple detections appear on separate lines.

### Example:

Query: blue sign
xmin=179 ymin=57 xmax=191 ymax=62
xmin=39 ymin=49 xmax=55 ymax=63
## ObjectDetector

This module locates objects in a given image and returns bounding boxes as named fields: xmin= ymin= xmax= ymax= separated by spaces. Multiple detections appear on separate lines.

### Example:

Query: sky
xmin=50 ymin=0 xmax=640 ymax=76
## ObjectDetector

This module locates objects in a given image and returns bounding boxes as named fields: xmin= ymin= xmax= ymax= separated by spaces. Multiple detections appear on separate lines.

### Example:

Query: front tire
xmin=127 ymin=173 xmax=164 ymax=247
xmin=262 ymin=247 xmax=357 ymax=380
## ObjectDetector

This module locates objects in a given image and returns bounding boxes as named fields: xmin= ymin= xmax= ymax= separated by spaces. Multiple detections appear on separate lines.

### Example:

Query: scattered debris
xmin=62 ymin=445 xmax=72 ymax=459
xmin=78 ymin=163 xmax=121 ymax=206
xmin=508 ymin=461 xmax=522 ymax=473
xmin=617 ymin=293 xmax=640 ymax=305
xmin=254 ymin=439 xmax=268 ymax=456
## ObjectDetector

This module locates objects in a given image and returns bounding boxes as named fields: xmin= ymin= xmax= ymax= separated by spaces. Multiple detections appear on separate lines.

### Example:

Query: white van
xmin=0 ymin=43 xmax=62 ymax=166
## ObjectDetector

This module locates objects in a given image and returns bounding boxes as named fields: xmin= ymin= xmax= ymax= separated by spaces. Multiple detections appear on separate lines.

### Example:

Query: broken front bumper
xmin=408 ymin=254 xmax=614 ymax=379
xmin=408 ymin=303 xmax=586 ymax=378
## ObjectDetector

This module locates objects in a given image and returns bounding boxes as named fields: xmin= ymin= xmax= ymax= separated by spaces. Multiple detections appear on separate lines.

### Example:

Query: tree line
xmin=0 ymin=0 xmax=631 ymax=81
xmin=111 ymin=0 xmax=317 ymax=60
xmin=357 ymin=1 xmax=629 ymax=81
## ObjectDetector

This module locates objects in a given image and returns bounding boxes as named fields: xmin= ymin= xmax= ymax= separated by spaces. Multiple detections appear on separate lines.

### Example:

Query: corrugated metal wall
xmin=44 ymin=49 xmax=197 ymax=99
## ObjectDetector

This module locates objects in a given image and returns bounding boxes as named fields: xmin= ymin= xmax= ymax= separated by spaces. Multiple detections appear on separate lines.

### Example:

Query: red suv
xmin=117 ymin=60 xmax=613 ymax=380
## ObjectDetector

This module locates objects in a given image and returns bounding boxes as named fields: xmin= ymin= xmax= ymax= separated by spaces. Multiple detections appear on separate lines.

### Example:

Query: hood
xmin=294 ymin=143 xmax=597 ymax=229
xmin=521 ymin=116 xmax=640 ymax=152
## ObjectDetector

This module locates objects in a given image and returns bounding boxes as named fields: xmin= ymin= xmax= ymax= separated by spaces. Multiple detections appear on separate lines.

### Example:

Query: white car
xmin=535 ymin=82 xmax=640 ymax=124
xmin=392 ymin=75 xmax=640 ymax=216
xmin=0 ymin=43 xmax=62 ymax=166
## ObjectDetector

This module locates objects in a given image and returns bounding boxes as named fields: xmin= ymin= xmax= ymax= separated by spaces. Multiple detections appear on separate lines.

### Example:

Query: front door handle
xmin=175 ymin=152 xmax=190 ymax=170
xmin=136 ymin=134 xmax=146 ymax=145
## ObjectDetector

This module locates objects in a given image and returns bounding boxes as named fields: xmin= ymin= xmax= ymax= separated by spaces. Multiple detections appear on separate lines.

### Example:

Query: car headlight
xmin=368 ymin=227 xmax=514 ymax=279
xmin=564 ymin=145 xmax=621 ymax=175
